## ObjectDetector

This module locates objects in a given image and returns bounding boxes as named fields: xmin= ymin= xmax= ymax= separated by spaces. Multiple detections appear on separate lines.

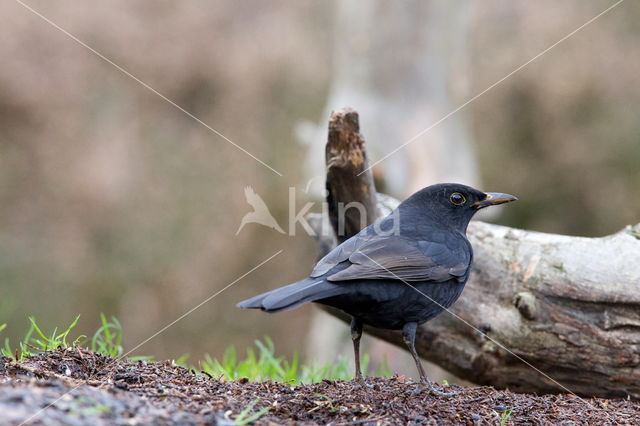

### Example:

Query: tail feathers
xmin=236 ymin=292 xmax=271 ymax=310
xmin=237 ymin=278 xmax=342 ymax=313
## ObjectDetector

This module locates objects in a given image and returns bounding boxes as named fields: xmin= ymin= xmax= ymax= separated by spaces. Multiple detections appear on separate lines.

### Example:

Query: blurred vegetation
xmin=0 ymin=1 xmax=639 ymax=367
xmin=1 ymin=313 xmax=150 ymax=362
xmin=196 ymin=337 xmax=390 ymax=384
xmin=0 ymin=315 xmax=390 ymax=384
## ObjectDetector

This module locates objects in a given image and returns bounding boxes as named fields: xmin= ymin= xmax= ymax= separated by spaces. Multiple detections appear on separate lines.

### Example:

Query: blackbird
xmin=238 ymin=183 xmax=517 ymax=395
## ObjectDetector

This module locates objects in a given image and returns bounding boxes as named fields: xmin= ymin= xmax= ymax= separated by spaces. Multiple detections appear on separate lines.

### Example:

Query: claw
xmin=424 ymin=379 xmax=457 ymax=397
xmin=428 ymin=384 xmax=457 ymax=397
xmin=409 ymin=386 xmax=424 ymax=396
xmin=352 ymin=377 xmax=374 ymax=390
xmin=409 ymin=382 xmax=456 ymax=397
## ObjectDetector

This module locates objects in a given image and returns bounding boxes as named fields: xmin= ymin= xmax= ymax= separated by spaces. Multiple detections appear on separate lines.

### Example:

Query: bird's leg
xmin=350 ymin=317 xmax=364 ymax=382
xmin=402 ymin=322 xmax=457 ymax=397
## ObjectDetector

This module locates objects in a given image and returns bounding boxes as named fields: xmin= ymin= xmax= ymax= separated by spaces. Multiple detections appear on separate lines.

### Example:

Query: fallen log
xmin=309 ymin=108 xmax=640 ymax=398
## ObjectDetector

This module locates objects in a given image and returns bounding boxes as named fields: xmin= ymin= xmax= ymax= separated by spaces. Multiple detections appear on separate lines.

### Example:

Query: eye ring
xmin=450 ymin=192 xmax=466 ymax=206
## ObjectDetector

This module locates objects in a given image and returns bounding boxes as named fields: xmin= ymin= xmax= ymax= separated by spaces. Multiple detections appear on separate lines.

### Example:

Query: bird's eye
xmin=449 ymin=192 xmax=466 ymax=206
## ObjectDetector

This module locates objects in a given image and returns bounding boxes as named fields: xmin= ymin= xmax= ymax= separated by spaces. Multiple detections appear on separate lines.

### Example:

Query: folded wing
xmin=311 ymin=230 xmax=470 ymax=283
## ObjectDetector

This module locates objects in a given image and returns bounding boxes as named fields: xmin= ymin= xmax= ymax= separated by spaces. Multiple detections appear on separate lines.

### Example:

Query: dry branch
xmin=325 ymin=108 xmax=379 ymax=242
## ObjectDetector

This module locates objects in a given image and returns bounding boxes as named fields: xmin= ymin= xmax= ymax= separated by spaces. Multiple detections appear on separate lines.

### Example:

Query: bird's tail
xmin=237 ymin=278 xmax=342 ymax=313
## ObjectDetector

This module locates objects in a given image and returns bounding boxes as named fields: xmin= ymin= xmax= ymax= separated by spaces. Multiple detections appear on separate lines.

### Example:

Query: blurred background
xmin=1 ymin=0 xmax=638 ymax=378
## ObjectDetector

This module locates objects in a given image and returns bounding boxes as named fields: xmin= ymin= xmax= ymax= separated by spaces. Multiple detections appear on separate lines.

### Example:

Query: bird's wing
xmin=245 ymin=186 xmax=269 ymax=211
xmin=311 ymin=231 xmax=470 ymax=283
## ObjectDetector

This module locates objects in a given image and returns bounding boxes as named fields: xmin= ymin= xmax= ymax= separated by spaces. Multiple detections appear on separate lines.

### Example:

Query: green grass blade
xmin=57 ymin=315 xmax=81 ymax=347
xmin=28 ymin=317 xmax=49 ymax=345
xmin=235 ymin=398 xmax=269 ymax=425
xmin=238 ymin=405 xmax=269 ymax=425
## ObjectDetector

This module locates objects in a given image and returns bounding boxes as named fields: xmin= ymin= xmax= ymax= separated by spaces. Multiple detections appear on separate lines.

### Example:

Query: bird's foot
xmin=352 ymin=376 xmax=374 ymax=390
xmin=409 ymin=378 xmax=457 ymax=397
xmin=409 ymin=385 xmax=424 ymax=396
xmin=423 ymin=379 xmax=457 ymax=397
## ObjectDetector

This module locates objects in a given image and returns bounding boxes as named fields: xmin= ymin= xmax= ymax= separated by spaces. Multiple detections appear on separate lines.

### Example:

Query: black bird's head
xmin=400 ymin=183 xmax=518 ymax=232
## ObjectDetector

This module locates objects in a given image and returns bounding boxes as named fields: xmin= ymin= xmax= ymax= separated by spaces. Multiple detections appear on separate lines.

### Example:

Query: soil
xmin=0 ymin=348 xmax=638 ymax=425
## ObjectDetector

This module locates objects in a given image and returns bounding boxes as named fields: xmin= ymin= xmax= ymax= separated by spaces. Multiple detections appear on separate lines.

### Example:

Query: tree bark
xmin=309 ymin=108 xmax=640 ymax=398
xmin=325 ymin=108 xmax=379 ymax=243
